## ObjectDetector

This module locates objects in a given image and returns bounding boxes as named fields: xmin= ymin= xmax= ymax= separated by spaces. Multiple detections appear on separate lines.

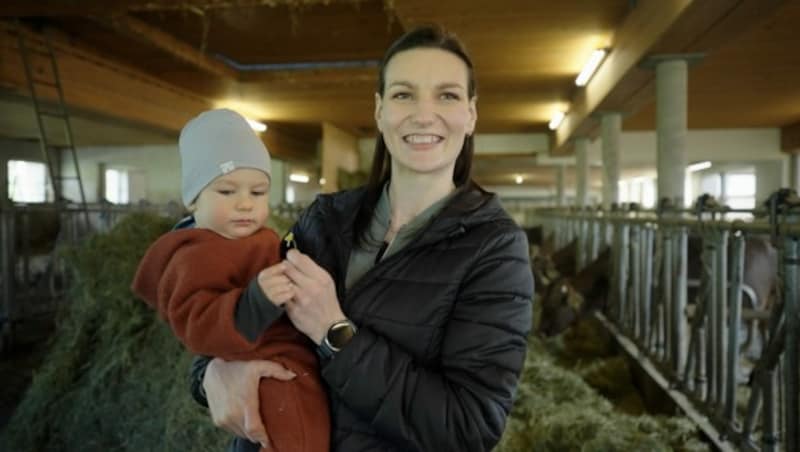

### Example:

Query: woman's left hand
xmin=283 ymin=249 xmax=346 ymax=345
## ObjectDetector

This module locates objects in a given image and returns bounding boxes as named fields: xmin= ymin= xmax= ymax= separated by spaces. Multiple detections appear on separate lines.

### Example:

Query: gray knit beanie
xmin=179 ymin=108 xmax=271 ymax=207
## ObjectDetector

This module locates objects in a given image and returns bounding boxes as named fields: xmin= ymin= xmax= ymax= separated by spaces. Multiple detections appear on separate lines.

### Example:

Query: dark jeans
xmin=228 ymin=437 xmax=260 ymax=452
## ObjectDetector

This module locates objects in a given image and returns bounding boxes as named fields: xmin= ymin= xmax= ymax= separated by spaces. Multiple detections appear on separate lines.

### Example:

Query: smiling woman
xmin=193 ymin=26 xmax=534 ymax=452
xmin=375 ymin=48 xmax=477 ymax=181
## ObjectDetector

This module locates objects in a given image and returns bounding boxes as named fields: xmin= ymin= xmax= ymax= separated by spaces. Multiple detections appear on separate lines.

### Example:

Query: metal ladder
xmin=16 ymin=23 xmax=90 ymax=231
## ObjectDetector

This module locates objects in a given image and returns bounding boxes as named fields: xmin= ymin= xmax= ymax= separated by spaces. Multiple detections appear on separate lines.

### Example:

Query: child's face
xmin=192 ymin=168 xmax=270 ymax=239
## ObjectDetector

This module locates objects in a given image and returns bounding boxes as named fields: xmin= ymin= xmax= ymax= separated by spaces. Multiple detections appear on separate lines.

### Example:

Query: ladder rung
xmin=32 ymin=78 xmax=58 ymax=88
xmin=39 ymin=111 xmax=66 ymax=120
xmin=20 ymin=43 xmax=53 ymax=58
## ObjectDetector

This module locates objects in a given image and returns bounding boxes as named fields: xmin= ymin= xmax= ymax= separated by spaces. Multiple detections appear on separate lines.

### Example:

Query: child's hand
xmin=257 ymin=263 xmax=294 ymax=307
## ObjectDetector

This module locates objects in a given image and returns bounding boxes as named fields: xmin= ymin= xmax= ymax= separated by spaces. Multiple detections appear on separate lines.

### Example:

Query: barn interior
xmin=0 ymin=1 xmax=799 ymax=451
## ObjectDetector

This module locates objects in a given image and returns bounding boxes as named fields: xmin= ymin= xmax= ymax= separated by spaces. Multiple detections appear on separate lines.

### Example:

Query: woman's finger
xmin=243 ymin=407 xmax=270 ymax=447
xmin=283 ymin=262 xmax=316 ymax=292
xmin=285 ymin=249 xmax=331 ymax=282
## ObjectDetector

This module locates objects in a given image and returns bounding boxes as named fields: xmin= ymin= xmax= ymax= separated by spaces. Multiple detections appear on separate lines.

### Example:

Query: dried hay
xmin=496 ymin=319 xmax=710 ymax=452
xmin=1 ymin=210 xmax=710 ymax=451
xmin=0 ymin=212 xmax=230 ymax=452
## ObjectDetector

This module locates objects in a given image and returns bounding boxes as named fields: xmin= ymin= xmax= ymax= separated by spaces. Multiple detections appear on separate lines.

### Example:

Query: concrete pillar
xmin=321 ymin=122 xmax=359 ymax=193
xmin=556 ymin=165 xmax=566 ymax=206
xmin=575 ymin=137 xmax=590 ymax=207
xmin=601 ymin=112 xmax=621 ymax=208
xmin=755 ymin=161 xmax=784 ymax=206
xmin=656 ymin=59 xmax=688 ymax=206
xmin=791 ymin=153 xmax=800 ymax=191
xmin=269 ymin=159 xmax=286 ymax=206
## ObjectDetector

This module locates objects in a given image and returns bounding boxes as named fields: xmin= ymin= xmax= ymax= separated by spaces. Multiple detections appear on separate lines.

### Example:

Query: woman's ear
xmin=374 ymin=92 xmax=383 ymax=132
xmin=467 ymin=96 xmax=478 ymax=136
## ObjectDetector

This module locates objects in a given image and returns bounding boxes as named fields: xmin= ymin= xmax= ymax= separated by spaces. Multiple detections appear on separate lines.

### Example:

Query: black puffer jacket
xmin=293 ymin=182 xmax=534 ymax=452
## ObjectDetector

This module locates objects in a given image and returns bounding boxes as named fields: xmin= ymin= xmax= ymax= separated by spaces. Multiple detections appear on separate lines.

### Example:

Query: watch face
xmin=328 ymin=322 xmax=356 ymax=349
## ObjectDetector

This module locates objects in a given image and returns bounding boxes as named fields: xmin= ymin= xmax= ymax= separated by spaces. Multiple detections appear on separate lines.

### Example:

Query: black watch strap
xmin=318 ymin=319 xmax=357 ymax=359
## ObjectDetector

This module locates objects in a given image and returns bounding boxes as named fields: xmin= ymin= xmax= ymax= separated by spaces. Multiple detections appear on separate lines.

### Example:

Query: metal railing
xmin=535 ymin=194 xmax=800 ymax=452
xmin=0 ymin=201 xmax=180 ymax=353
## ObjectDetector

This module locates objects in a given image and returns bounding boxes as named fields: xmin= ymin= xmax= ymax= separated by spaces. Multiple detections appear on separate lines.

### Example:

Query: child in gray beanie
xmin=132 ymin=109 xmax=330 ymax=452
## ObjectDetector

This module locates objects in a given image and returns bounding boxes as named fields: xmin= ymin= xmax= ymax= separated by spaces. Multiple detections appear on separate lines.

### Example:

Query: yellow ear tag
xmin=284 ymin=232 xmax=297 ymax=250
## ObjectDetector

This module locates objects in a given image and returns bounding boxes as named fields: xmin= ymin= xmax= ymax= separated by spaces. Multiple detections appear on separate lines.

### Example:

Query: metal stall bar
xmin=615 ymin=220 xmax=630 ymax=327
xmin=712 ymin=230 xmax=730 ymax=408
xmin=660 ymin=228 xmax=673 ymax=364
xmin=0 ymin=206 xmax=15 ymax=353
xmin=724 ymin=232 xmax=745 ymax=427
xmin=674 ymin=227 xmax=689 ymax=378
xmin=640 ymin=225 xmax=654 ymax=352
xmin=629 ymin=223 xmax=642 ymax=338
xmin=784 ymin=234 xmax=799 ymax=452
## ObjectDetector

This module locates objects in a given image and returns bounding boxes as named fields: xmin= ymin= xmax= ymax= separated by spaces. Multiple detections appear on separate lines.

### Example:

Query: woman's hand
xmin=283 ymin=249 xmax=346 ymax=344
xmin=203 ymin=358 xmax=296 ymax=448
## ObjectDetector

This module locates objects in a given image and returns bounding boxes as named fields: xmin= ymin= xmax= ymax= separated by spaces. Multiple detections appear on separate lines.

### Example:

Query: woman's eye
xmin=391 ymin=91 xmax=412 ymax=100
xmin=441 ymin=92 xmax=460 ymax=101
xmin=217 ymin=190 xmax=234 ymax=195
xmin=252 ymin=191 xmax=266 ymax=196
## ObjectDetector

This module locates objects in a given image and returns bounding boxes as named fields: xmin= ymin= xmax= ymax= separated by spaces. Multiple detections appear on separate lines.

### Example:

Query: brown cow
xmin=537 ymin=236 xmax=778 ymax=340
xmin=531 ymin=238 xmax=578 ymax=295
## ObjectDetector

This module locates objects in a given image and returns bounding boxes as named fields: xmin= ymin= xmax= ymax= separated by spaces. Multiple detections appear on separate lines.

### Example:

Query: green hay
xmin=0 ymin=212 xmax=230 ymax=452
xmin=1 ymin=211 xmax=710 ymax=451
xmin=496 ymin=324 xmax=710 ymax=452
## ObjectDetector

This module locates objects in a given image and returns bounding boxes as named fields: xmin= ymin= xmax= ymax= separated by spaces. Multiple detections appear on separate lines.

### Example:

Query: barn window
xmin=105 ymin=168 xmax=130 ymax=204
xmin=7 ymin=160 xmax=49 ymax=203
xmin=723 ymin=172 xmax=756 ymax=209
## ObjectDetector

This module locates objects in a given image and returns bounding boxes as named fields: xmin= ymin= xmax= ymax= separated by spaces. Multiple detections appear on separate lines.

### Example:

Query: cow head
xmin=537 ymin=277 xmax=584 ymax=337
xmin=531 ymin=254 xmax=560 ymax=295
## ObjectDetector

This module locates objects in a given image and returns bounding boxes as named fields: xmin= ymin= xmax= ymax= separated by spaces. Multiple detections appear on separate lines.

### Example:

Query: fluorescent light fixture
xmin=575 ymin=49 xmax=608 ymax=87
xmin=319 ymin=178 xmax=326 ymax=185
xmin=515 ymin=175 xmax=524 ymax=184
xmin=687 ymin=161 xmax=712 ymax=173
xmin=246 ymin=118 xmax=267 ymax=132
xmin=289 ymin=173 xmax=310 ymax=183
xmin=548 ymin=111 xmax=565 ymax=130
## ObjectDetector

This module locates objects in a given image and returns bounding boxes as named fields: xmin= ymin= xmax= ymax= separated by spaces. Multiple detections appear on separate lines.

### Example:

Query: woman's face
xmin=375 ymin=48 xmax=477 ymax=180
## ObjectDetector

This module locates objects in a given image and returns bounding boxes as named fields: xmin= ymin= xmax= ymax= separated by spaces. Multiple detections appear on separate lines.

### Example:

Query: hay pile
xmin=496 ymin=320 xmax=709 ymax=452
xmin=1 ymin=210 xmax=710 ymax=451
xmin=0 ymin=212 xmax=230 ymax=452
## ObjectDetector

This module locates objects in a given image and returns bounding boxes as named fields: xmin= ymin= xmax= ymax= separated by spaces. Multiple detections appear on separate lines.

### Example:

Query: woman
xmin=192 ymin=25 xmax=534 ymax=452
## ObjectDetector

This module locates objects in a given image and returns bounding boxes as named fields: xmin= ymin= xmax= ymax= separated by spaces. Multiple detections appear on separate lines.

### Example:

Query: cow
xmin=537 ymin=235 xmax=778 ymax=343
xmin=531 ymin=238 xmax=578 ymax=295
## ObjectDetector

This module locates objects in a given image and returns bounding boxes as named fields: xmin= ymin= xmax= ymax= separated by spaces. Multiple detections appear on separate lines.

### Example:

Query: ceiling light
xmin=575 ymin=49 xmax=608 ymax=87
xmin=319 ymin=178 xmax=326 ymax=185
xmin=289 ymin=173 xmax=309 ymax=183
xmin=687 ymin=161 xmax=712 ymax=172
xmin=246 ymin=118 xmax=267 ymax=132
xmin=515 ymin=175 xmax=524 ymax=184
xmin=548 ymin=111 xmax=565 ymax=130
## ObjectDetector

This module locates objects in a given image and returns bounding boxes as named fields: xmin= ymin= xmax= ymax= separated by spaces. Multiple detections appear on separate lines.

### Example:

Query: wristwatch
xmin=318 ymin=319 xmax=357 ymax=359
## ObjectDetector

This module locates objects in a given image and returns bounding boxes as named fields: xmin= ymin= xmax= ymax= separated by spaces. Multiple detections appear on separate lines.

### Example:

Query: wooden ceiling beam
xmin=552 ymin=0 xmax=693 ymax=154
xmin=263 ymin=123 xmax=320 ymax=163
xmin=0 ymin=1 xmax=123 ymax=17
xmin=0 ymin=22 xmax=211 ymax=132
xmin=553 ymin=0 xmax=785 ymax=155
xmin=238 ymin=67 xmax=375 ymax=86
xmin=782 ymin=121 xmax=800 ymax=153
xmin=0 ymin=0 xmax=354 ymax=17
xmin=107 ymin=15 xmax=237 ymax=79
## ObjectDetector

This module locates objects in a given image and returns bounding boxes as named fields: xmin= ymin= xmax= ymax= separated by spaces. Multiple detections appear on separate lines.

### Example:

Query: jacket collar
xmin=322 ymin=180 xmax=500 ymax=248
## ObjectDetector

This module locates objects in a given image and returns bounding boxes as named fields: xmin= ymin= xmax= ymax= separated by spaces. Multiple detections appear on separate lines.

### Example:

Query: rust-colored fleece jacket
xmin=131 ymin=227 xmax=329 ymax=452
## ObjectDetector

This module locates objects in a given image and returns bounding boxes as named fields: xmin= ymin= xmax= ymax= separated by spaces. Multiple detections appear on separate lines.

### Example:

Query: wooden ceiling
xmin=0 ymin=0 xmax=799 ymax=188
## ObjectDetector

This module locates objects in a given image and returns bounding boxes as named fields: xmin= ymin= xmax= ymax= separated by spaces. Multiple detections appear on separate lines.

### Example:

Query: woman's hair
xmin=353 ymin=25 xmax=477 ymax=246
